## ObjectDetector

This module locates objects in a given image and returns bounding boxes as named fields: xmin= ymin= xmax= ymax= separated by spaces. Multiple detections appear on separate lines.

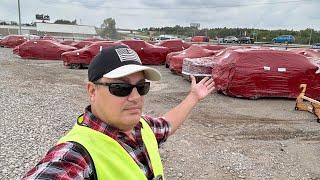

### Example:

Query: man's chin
xmin=121 ymin=119 xmax=141 ymax=132
xmin=123 ymin=115 xmax=141 ymax=125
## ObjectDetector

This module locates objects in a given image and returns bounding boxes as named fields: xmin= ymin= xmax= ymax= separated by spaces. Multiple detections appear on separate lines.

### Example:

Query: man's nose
xmin=127 ymin=87 xmax=141 ymax=101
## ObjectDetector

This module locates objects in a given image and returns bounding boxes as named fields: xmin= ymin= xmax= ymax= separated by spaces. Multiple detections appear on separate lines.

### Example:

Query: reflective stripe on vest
xmin=58 ymin=116 xmax=164 ymax=180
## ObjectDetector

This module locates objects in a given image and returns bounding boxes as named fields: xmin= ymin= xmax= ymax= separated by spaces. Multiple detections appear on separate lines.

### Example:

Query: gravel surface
xmin=1 ymin=47 xmax=320 ymax=180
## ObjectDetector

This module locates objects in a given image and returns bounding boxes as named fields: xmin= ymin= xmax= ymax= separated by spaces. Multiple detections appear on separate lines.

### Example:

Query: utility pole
xmin=18 ymin=0 xmax=22 ymax=35
xmin=308 ymin=29 xmax=313 ymax=45
xmin=255 ymin=31 xmax=258 ymax=42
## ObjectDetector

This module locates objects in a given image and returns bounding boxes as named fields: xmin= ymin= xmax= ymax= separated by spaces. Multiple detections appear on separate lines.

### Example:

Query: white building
xmin=0 ymin=23 xmax=97 ymax=39
xmin=36 ymin=23 xmax=96 ymax=39
xmin=0 ymin=25 xmax=37 ymax=36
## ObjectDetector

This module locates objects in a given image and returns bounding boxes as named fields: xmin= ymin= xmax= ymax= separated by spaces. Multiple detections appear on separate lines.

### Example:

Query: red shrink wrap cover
xmin=165 ymin=51 xmax=181 ymax=68
xmin=120 ymin=40 xmax=170 ymax=65
xmin=289 ymin=48 xmax=320 ymax=59
xmin=14 ymin=40 xmax=76 ymax=60
xmin=156 ymin=39 xmax=191 ymax=53
xmin=71 ymin=41 xmax=94 ymax=49
xmin=212 ymin=49 xmax=320 ymax=100
xmin=62 ymin=41 xmax=126 ymax=69
xmin=0 ymin=35 xmax=27 ymax=48
xmin=200 ymin=44 xmax=226 ymax=51
xmin=169 ymin=45 xmax=216 ymax=74
xmin=182 ymin=56 xmax=216 ymax=77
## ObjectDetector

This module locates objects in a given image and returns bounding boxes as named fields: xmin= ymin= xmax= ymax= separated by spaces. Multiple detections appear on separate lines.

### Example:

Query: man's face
xmin=88 ymin=72 xmax=146 ymax=132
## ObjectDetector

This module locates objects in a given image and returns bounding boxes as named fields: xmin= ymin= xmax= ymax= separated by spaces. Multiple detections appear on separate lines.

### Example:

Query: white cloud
xmin=0 ymin=0 xmax=319 ymax=30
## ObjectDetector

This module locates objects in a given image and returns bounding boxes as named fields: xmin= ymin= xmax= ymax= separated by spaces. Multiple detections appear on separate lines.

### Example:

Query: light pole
xmin=308 ymin=29 xmax=313 ymax=45
xmin=18 ymin=0 xmax=22 ymax=35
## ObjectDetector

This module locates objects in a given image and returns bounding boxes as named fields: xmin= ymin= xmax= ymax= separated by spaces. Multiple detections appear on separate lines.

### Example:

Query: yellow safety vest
xmin=58 ymin=116 xmax=164 ymax=180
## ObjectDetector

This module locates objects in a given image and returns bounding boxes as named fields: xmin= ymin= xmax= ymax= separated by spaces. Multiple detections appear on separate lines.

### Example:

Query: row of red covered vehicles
xmin=1 ymin=34 xmax=192 ymax=68
xmin=1 ymin=34 xmax=320 ymax=101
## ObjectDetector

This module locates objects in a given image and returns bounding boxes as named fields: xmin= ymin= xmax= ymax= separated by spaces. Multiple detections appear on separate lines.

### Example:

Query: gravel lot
xmin=1 ymin=47 xmax=320 ymax=180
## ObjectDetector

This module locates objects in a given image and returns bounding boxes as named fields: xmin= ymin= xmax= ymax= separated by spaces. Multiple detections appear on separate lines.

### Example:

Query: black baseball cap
xmin=88 ymin=45 xmax=161 ymax=82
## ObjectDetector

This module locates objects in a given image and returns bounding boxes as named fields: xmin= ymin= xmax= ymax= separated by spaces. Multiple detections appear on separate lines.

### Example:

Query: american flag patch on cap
xmin=115 ymin=48 xmax=141 ymax=63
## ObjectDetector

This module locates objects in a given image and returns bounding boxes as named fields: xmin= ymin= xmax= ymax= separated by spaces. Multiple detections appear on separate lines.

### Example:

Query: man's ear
xmin=87 ymin=82 xmax=96 ymax=102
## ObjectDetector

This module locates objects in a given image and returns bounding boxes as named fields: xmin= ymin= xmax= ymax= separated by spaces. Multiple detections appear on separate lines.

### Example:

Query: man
xmin=23 ymin=45 xmax=215 ymax=179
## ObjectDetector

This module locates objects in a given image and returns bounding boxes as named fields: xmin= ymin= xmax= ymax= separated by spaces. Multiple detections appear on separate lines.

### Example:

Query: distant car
xmin=238 ymin=37 xmax=254 ymax=44
xmin=0 ymin=35 xmax=27 ymax=48
xmin=156 ymin=35 xmax=178 ymax=41
xmin=217 ymin=38 xmax=224 ymax=43
xmin=14 ymin=40 xmax=76 ymax=60
xmin=61 ymin=41 xmax=125 ymax=69
xmin=311 ymin=43 xmax=320 ymax=49
xmin=120 ymin=40 xmax=170 ymax=65
xmin=272 ymin=35 xmax=295 ymax=44
xmin=224 ymin=36 xmax=238 ymax=43
xmin=191 ymin=36 xmax=209 ymax=42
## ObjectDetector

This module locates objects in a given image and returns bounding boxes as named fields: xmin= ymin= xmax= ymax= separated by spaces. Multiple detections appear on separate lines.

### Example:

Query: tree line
xmin=3 ymin=16 xmax=318 ymax=44
xmin=139 ymin=26 xmax=320 ymax=44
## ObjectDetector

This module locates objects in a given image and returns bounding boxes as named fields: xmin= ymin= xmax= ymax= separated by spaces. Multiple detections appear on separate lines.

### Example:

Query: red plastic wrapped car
xmin=168 ymin=45 xmax=217 ymax=74
xmin=60 ymin=40 xmax=76 ymax=46
xmin=71 ymin=41 xmax=94 ymax=49
xmin=120 ymin=40 xmax=170 ymax=65
xmin=213 ymin=48 xmax=320 ymax=100
xmin=41 ymin=35 xmax=55 ymax=40
xmin=62 ymin=41 xmax=126 ymax=69
xmin=165 ymin=51 xmax=181 ymax=68
xmin=289 ymin=48 xmax=320 ymax=59
xmin=200 ymin=44 xmax=226 ymax=51
xmin=191 ymin=36 xmax=209 ymax=42
xmin=83 ymin=37 xmax=107 ymax=41
xmin=156 ymin=39 xmax=191 ymax=53
xmin=0 ymin=35 xmax=27 ymax=48
xmin=287 ymin=48 xmax=320 ymax=67
xmin=14 ymin=40 xmax=76 ymax=60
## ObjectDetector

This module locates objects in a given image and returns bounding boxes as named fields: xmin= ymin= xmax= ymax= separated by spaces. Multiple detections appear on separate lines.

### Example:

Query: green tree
xmin=100 ymin=18 xmax=118 ymax=40
xmin=146 ymin=26 xmax=319 ymax=44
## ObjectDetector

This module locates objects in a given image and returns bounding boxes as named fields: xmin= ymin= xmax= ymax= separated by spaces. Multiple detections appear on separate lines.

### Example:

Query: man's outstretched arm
xmin=164 ymin=76 xmax=216 ymax=135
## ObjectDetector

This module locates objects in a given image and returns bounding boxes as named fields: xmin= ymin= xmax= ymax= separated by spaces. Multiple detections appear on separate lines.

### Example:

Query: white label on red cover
xmin=263 ymin=66 xmax=270 ymax=71
xmin=100 ymin=46 xmax=102 ymax=51
xmin=77 ymin=52 xmax=79 ymax=55
xmin=278 ymin=68 xmax=286 ymax=72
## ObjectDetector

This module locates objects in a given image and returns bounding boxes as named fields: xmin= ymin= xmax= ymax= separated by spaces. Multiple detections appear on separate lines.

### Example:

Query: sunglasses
xmin=94 ymin=81 xmax=150 ymax=97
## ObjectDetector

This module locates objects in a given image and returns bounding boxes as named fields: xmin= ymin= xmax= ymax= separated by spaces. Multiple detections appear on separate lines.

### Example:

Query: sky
xmin=0 ymin=0 xmax=319 ymax=30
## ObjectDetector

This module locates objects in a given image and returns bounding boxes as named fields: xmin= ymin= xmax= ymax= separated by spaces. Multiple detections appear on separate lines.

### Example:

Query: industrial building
xmin=0 ymin=22 xmax=97 ymax=39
